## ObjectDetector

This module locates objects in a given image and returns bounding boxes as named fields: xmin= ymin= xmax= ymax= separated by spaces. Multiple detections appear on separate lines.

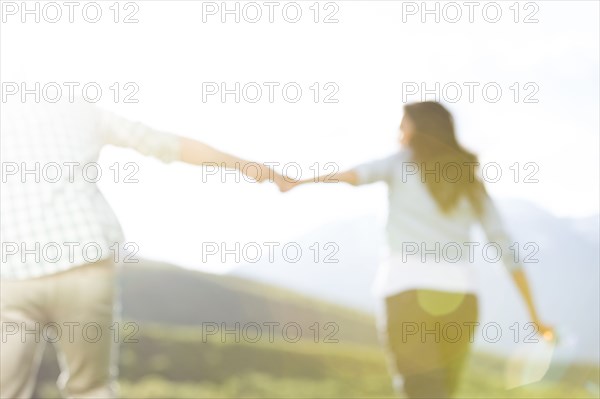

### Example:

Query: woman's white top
xmin=354 ymin=149 xmax=521 ymax=299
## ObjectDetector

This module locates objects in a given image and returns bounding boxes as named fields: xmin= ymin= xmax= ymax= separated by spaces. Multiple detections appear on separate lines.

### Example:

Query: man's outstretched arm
xmin=179 ymin=136 xmax=273 ymax=182
xmin=100 ymin=108 xmax=276 ymax=183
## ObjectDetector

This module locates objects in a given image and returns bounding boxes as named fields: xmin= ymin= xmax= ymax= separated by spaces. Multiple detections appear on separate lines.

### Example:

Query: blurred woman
xmin=280 ymin=101 xmax=553 ymax=398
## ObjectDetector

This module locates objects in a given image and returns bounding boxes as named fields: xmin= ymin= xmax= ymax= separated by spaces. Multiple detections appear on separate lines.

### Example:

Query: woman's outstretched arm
xmin=278 ymin=169 xmax=359 ymax=192
xmin=276 ymin=153 xmax=397 ymax=192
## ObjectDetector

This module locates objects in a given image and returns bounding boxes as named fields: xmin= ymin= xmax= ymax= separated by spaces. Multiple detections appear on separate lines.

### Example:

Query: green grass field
xmin=35 ymin=323 xmax=599 ymax=398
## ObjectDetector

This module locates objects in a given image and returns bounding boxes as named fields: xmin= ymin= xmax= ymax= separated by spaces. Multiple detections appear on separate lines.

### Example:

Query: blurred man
xmin=0 ymin=99 xmax=279 ymax=398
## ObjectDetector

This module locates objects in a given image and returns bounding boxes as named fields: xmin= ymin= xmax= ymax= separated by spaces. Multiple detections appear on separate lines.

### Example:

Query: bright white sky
xmin=2 ymin=1 xmax=598 ymax=272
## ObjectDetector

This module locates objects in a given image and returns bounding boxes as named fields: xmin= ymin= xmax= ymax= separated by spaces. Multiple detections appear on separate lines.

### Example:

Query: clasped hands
xmin=253 ymin=164 xmax=301 ymax=193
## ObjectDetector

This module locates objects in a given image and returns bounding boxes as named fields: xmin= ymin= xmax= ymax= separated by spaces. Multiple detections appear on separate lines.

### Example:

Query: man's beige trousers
xmin=1 ymin=260 xmax=119 ymax=398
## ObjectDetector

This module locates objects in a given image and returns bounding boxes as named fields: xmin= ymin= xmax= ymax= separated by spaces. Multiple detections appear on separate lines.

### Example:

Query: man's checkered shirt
xmin=1 ymin=100 xmax=181 ymax=279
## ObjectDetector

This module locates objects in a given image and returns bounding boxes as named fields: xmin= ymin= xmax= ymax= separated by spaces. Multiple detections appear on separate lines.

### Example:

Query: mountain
xmin=34 ymin=262 xmax=381 ymax=396
xmin=118 ymin=260 xmax=378 ymax=345
xmin=231 ymin=199 xmax=600 ymax=363
xmin=33 ymin=259 xmax=598 ymax=398
xmin=232 ymin=213 xmax=384 ymax=312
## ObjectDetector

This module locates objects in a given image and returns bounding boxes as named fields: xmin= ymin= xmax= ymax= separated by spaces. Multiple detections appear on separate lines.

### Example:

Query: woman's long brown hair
xmin=404 ymin=102 xmax=487 ymax=216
